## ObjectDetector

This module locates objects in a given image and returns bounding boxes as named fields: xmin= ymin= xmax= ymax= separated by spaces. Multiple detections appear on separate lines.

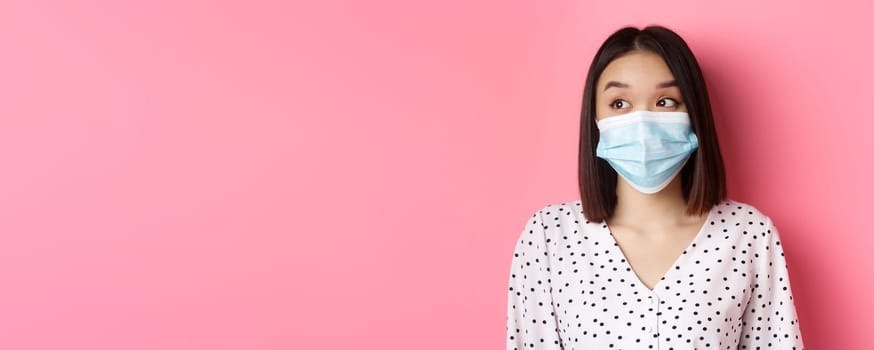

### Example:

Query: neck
xmin=610 ymin=176 xmax=692 ymax=228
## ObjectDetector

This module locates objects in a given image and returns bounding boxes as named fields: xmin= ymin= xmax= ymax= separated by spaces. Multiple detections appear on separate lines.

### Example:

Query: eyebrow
xmin=603 ymin=80 xmax=677 ymax=91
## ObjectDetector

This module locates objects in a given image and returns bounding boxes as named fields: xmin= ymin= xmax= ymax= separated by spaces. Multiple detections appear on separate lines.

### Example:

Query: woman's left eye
xmin=657 ymin=98 xmax=678 ymax=107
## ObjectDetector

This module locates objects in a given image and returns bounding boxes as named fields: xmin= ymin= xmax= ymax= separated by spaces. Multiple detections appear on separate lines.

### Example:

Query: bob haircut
xmin=578 ymin=25 xmax=726 ymax=222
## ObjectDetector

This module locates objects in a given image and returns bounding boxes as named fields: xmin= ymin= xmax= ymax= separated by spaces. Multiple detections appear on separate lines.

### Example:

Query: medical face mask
xmin=595 ymin=110 xmax=699 ymax=194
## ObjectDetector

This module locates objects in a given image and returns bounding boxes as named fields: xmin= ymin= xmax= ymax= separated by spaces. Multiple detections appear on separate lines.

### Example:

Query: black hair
xmin=578 ymin=25 xmax=726 ymax=222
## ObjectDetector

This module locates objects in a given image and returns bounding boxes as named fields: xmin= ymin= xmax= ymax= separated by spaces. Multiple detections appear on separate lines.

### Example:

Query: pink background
xmin=0 ymin=0 xmax=871 ymax=349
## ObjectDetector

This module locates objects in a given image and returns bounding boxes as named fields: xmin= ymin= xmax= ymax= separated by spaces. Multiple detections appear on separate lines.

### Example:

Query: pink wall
xmin=0 ymin=0 xmax=870 ymax=348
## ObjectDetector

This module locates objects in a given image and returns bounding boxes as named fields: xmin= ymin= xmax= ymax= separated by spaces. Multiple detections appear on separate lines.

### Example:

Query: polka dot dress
xmin=506 ymin=199 xmax=804 ymax=349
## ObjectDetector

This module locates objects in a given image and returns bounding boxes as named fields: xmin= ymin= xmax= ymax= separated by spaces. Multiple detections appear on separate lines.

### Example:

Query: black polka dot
xmin=506 ymin=199 xmax=804 ymax=349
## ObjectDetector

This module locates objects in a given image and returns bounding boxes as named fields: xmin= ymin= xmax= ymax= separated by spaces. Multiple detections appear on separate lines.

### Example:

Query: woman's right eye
xmin=610 ymin=99 xmax=629 ymax=109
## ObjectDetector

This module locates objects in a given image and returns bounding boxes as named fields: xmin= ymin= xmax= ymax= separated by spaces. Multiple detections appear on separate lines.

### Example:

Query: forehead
xmin=597 ymin=50 xmax=675 ymax=89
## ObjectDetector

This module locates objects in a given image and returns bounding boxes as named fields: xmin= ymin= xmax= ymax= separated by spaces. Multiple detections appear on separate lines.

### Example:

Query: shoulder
xmin=534 ymin=198 xmax=584 ymax=215
xmin=518 ymin=198 xmax=588 ymax=239
xmin=526 ymin=198 xmax=586 ymax=225
xmin=713 ymin=198 xmax=774 ymax=225
xmin=714 ymin=198 xmax=784 ymax=249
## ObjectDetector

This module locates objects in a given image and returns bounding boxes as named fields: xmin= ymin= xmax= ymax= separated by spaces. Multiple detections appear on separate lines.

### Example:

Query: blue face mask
xmin=595 ymin=110 xmax=699 ymax=194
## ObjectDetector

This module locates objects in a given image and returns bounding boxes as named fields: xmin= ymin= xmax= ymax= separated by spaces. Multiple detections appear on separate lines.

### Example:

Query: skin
xmin=594 ymin=50 xmax=709 ymax=290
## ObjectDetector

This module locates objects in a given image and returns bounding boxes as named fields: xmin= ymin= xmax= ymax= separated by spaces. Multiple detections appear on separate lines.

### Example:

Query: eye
xmin=657 ymin=98 xmax=679 ymax=108
xmin=610 ymin=99 xmax=630 ymax=109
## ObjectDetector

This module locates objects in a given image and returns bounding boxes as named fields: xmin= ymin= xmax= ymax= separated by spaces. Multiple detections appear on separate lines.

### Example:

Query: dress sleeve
xmin=506 ymin=209 xmax=563 ymax=350
xmin=738 ymin=216 xmax=805 ymax=349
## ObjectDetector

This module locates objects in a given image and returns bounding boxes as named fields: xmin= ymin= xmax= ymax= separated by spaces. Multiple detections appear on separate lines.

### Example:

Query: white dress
xmin=506 ymin=198 xmax=804 ymax=350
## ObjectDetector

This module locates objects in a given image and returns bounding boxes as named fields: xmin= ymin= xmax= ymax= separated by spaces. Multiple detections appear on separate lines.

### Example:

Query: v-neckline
xmin=598 ymin=206 xmax=716 ymax=294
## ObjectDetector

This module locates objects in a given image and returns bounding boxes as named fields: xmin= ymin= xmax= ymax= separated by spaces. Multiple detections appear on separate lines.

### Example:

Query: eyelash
xmin=609 ymin=98 xmax=681 ymax=109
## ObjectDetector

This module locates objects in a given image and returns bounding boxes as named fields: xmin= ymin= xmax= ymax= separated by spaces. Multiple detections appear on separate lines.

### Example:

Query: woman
xmin=506 ymin=25 xmax=805 ymax=349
